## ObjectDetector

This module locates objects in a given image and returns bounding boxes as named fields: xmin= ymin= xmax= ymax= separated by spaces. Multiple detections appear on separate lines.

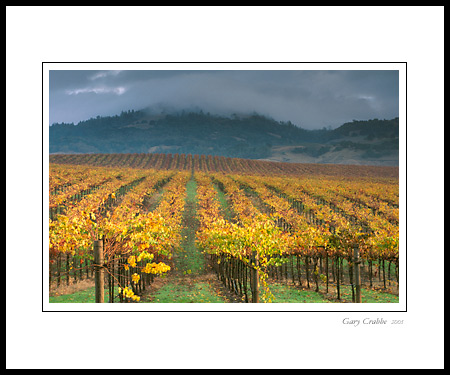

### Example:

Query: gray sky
xmin=49 ymin=70 xmax=399 ymax=130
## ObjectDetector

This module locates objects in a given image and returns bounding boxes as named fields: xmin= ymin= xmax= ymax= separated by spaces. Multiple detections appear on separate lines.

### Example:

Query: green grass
xmin=329 ymin=284 xmax=399 ymax=303
xmin=268 ymin=283 xmax=332 ymax=303
xmin=175 ymin=177 xmax=206 ymax=274
xmin=49 ymin=286 xmax=119 ymax=303
xmin=49 ymin=282 xmax=397 ymax=304
xmin=266 ymin=282 xmax=398 ymax=303
xmin=149 ymin=281 xmax=226 ymax=303
xmin=213 ymin=183 xmax=234 ymax=221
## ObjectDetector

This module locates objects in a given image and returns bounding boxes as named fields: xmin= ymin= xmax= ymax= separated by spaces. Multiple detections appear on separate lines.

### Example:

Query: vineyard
xmin=48 ymin=153 xmax=400 ymax=304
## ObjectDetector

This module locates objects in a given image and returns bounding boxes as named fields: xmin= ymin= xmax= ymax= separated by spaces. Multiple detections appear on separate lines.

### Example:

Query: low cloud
xmin=89 ymin=70 xmax=123 ymax=81
xmin=65 ymin=86 xmax=127 ymax=96
xmin=50 ymin=70 xmax=399 ymax=129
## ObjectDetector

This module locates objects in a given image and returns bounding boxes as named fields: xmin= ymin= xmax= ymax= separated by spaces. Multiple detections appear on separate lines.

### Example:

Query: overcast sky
xmin=49 ymin=70 xmax=399 ymax=130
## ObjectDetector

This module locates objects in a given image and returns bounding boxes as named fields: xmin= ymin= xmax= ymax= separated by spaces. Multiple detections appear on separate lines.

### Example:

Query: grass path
xmin=141 ymin=175 xmax=230 ymax=303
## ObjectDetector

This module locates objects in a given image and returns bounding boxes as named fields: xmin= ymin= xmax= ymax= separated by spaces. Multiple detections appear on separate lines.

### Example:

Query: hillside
xmin=49 ymin=110 xmax=399 ymax=166
xmin=49 ymin=152 xmax=399 ymax=179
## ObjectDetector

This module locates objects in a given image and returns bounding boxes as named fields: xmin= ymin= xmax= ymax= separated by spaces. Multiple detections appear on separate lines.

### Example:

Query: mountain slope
xmin=49 ymin=110 xmax=399 ymax=166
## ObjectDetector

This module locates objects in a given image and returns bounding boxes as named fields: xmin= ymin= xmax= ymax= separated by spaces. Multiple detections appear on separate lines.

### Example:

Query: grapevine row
xmin=49 ymin=165 xmax=190 ymax=302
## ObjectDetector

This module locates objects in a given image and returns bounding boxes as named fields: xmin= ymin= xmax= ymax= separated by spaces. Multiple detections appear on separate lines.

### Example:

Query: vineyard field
xmin=48 ymin=153 xmax=400 ymax=305
xmin=49 ymin=152 xmax=399 ymax=178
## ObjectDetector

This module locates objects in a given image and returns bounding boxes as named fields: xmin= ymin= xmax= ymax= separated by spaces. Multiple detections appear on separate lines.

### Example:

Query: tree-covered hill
xmin=49 ymin=109 xmax=399 ymax=166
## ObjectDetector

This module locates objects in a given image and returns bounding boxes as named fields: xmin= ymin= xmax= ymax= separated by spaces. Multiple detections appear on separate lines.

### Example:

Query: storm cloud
xmin=49 ymin=69 xmax=399 ymax=130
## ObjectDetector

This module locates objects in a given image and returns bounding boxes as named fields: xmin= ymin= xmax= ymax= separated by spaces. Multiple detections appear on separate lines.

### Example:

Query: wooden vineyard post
xmin=94 ymin=237 xmax=104 ymax=303
xmin=251 ymin=250 xmax=259 ymax=303
xmin=353 ymin=245 xmax=362 ymax=303
xmin=336 ymin=256 xmax=341 ymax=300
xmin=325 ymin=250 xmax=329 ymax=294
